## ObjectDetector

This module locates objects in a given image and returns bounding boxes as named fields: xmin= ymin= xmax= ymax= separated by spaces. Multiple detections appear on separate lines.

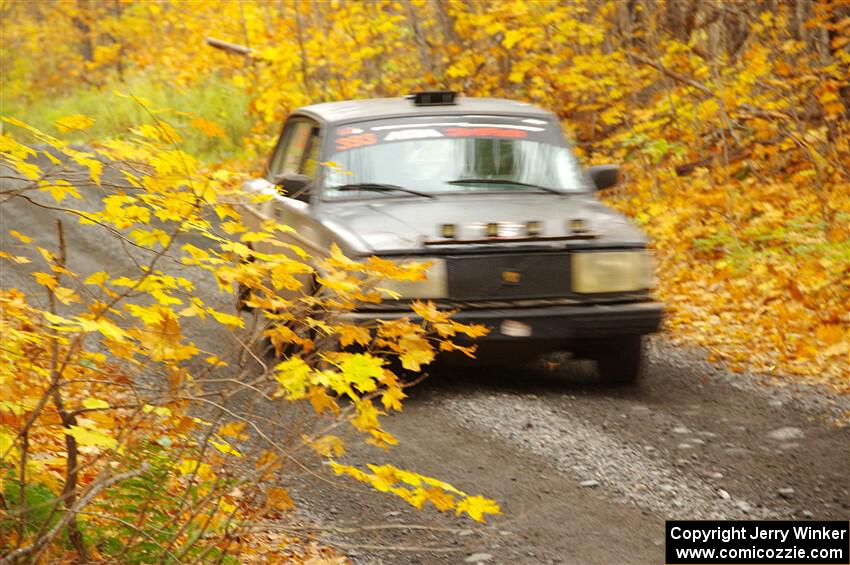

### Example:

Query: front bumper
xmin=345 ymin=300 xmax=664 ymax=341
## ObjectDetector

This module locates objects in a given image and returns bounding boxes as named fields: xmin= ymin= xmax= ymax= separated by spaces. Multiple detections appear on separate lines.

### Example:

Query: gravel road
xmin=2 ymin=161 xmax=848 ymax=565
xmin=291 ymin=342 xmax=849 ymax=564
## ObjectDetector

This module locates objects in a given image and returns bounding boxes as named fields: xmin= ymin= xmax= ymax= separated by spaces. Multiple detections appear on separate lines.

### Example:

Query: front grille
xmin=446 ymin=252 xmax=572 ymax=300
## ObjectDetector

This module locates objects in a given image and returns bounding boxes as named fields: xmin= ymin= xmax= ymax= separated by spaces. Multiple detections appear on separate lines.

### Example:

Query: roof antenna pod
xmin=407 ymin=91 xmax=458 ymax=106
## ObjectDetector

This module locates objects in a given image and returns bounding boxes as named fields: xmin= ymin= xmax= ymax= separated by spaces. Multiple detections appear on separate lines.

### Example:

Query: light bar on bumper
xmin=571 ymin=250 xmax=653 ymax=293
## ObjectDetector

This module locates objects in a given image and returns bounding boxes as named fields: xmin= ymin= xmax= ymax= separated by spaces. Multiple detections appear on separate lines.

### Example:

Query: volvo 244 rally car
xmin=240 ymin=91 xmax=663 ymax=385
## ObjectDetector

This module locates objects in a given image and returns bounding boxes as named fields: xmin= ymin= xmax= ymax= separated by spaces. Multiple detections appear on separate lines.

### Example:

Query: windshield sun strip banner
xmin=369 ymin=122 xmax=545 ymax=131
xmin=334 ymin=118 xmax=554 ymax=152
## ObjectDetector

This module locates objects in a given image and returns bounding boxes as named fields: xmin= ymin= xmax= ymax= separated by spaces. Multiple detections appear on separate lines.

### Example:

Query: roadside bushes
xmin=0 ymin=112 xmax=496 ymax=563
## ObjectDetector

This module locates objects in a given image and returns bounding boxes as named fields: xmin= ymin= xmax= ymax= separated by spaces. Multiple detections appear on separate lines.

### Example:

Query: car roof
xmin=295 ymin=96 xmax=555 ymax=125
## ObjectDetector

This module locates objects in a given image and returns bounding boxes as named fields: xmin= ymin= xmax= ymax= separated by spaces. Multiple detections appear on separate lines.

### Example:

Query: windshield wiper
xmin=332 ymin=183 xmax=435 ymax=198
xmin=446 ymin=178 xmax=563 ymax=195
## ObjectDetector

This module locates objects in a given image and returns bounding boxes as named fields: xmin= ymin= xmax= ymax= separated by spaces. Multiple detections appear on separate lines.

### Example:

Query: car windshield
xmin=323 ymin=115 xmax=591 ymax=198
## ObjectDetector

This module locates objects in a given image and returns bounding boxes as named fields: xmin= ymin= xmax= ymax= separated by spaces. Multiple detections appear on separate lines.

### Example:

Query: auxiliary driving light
xmin=486 ymin=222 xmax=500 ymax=237
xmin=527 ymin=220 xmax=542 ymax=236
xmin=569 ymin=218 xmax=588 ymax=233
xmin=440 ymin=223 xmax=457 ymax=238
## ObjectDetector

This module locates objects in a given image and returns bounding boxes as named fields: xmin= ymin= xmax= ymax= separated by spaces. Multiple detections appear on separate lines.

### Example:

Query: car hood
xmin=320 ymin=193 xmax=648 ymax=255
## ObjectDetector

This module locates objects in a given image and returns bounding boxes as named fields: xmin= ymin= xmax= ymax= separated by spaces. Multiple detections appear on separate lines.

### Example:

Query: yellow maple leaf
xmin=219 ymin=421 xmax=248 ymax=440
xmin=339 ymin=353 xmax=384 ymax=393
xmin=82 ymin=398 xmax=110 ymax=410
xmin=176 ymin=459 xmax=216 ymax=481
xmin=189 ymin=117 xmax=226 ymax=138
xmin=274 ymin=356 xmax=312 ymax=399
xmin=220 ymin=221 xmax=247 ymax=234
xmin=84 ymin=271 xmax=109 ymax=285
xmin=270 ymin=261 xmax=309 ymax=291
xmin=209 ymin=438 xmax=242 ymax=457
xmin=205 ymin=355 xmax=228 ymax=367
xmin=256 ymin=449 xmax=283 ymax=480
xmin=54 ymin=287 xmax=80 ymax=305
xmin=453 ymin=321 xmax=489 ymax=339
xmin=307 ymin=386 xmax=339 ymax=415
xmin=38 ymin=179 xmax=80 ymax=203
xmin=412 ymin=300 xmax=451 ymax=323
xmin=425 ymin=487 xmax=456 ymax=511
xmin=129 ymin=228 xmax=170 ymax=248
xmin=240 ymin=231 xmax=272 ymax=243
xmin=399 ymin=337 xmax=434 ymax=371
xmin=815 ymin=324 xmax=844 ymax=346
xmin=142 ymin=404 xmax=172 ymax=417
xmin=0 ymin=251 xmax=31 ymax=264
xmin=55 ymin=114 xmax=94 ymax=132
xmin=381 ymin=386 xmax=406 ymax=411
xmin=150 ymin=288 xmax=183 ymax=307
xmin=351 ymin=399 xmax=381 ymax=432
xmin=9 ymin=230 xmax=32 ymax=243
xmin=109 ymin=276 xmax=137 ymax=287
xmin=126 ymin=304 xmax=165 ymax=325
xmin=308 ymin=434 xmax=345 ymax=457
xmin=367 ymin=428 xmax=398 ymax=449
xmin=76 ymin=317 xmax=128 ymax=341
xmin=65 ymin=425 xmax=117 ymax=450
xmin=393 ymin=485 xmax=428 ymax=509
xmin=456 ymin=494 xmax=501 ymax=522
xmin=33 ymin=271 xmax=58 ymax=289
xmin=207 ymin=308 xmax=244 ymax=328
xmin=137 ymin=312 xmax=180 ymax=357
xmin=333 ymin=324 xmax=372 ymax=347
xmin=42 ymin=310 xmax=75 ymax=327
xmin=265 ymin=486 xmax=293 ymax=511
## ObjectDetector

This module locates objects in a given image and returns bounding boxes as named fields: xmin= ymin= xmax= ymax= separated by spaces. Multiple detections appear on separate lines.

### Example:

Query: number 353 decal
xmin=335 ymin=133 xmax=377 ymax=151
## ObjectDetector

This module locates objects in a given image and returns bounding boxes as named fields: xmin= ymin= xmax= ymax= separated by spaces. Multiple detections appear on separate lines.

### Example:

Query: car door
xmin=242 ymin=116 xmax=322 ymax=244
xmin=266 ymin=117 xmax=321 ymax=197
xmin=240 ymin=116 xmax=324 ymax=296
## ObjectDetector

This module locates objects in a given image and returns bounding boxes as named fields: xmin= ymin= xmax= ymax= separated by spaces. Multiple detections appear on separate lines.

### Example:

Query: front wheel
xmin=236 ymin=282 xmax=252 ymax=312
xmin=589 ymin=335 xmax=644 ymax=386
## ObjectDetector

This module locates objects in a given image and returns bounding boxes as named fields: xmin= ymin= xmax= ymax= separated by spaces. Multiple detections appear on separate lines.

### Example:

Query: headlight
xmin=572 ymin=250 xmax=653 ymax=293
xmin=377 ymin=258 xmax=448 ymax=299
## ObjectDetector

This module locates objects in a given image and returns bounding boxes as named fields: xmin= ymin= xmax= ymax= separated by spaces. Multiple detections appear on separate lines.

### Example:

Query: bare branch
xmin=205 ymin=36 xmax=255 ymax=57
xmin=0 ymin=465 xmax=149 ymax=565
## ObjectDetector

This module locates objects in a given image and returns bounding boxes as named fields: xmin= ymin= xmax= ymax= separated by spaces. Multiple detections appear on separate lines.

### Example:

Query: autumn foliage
xmin=0 ymin=111 xmax=495 ymax=561
xmin=1 ymin=0 xmax=849 ymax=561
xmin=2 ymin=0 xmax=847 ymax=384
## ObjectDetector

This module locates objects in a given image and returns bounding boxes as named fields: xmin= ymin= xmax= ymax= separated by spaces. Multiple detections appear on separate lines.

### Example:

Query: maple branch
xmin=74 ymin=511 xmax=182 ymax=562
xmin=674 ymin=147 xmax=750 ymax=176
xmin=172 ymin=394 xmax=372 ymax=495
xmin=626 ymin=51 xmax=799 ymax=123
xmin=16 ymin=430 xmax=28 ymax=551
xmin=40 ymin=220 xmax=90 ymax=562
xmin=317 ymin=541 xmax=463 ymax=554
xmin=253 ymin=521 xmax=474 ymax=534
xmin=625 ymin=51 xmax=716 ymax=97
xmin=4 ymin=192 xmax=171 ymax=257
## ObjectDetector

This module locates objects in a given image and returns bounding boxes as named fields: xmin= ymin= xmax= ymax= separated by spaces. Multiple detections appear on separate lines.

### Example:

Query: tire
xmin=236 ymin=282 xmax=252 ymax=312
xmin=235 ymin=245 xmax=256 ymax=312
xmin=260 ymin=274 xmax=321 ymax=361
xmin=591 ymin=335 xmax=644 ymax=386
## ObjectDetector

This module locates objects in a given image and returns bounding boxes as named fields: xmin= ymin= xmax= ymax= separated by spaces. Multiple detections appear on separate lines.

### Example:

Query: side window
xmin=268 ymin=119 xmax=320 ymax=178
xmin=302 ymin=131 xmax=321 ymax=178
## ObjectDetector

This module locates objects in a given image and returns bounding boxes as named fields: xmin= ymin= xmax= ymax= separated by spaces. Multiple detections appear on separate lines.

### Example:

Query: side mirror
xmin=270 ymin=172 xmax=311 ymax=200
xmin=587 ymin=165 xmax=620 ymax=191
